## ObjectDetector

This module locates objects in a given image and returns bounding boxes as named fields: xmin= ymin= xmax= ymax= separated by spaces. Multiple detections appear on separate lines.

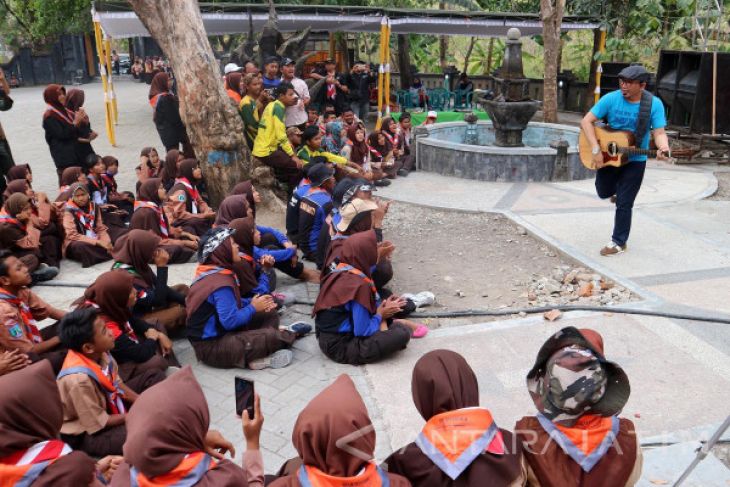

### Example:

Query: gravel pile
xmin=527 ymin=265 xmax=634 ymax=307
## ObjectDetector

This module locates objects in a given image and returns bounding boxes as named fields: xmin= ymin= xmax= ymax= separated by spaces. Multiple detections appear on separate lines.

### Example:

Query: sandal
xmin=411 ymin=324 xmax=429 ymax=339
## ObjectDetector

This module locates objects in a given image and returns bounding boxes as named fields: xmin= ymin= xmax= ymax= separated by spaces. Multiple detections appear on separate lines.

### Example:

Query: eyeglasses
xmin=618 ymin=78 xmax=640 ymax=86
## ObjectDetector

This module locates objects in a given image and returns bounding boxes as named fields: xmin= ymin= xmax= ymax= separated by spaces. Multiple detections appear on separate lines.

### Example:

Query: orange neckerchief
xmin=130 ymin=451 xmax=217 ymax=487
xmin=537 ymin=413 xmax=619 ymax=472
xmin=333 ymin=263 xmax=377 ymax=297
xmin=57 ymin=350 xmax=126 ymax=414
xmin=192 ymin=264 xmax=239 ymax=288
xmin=226 ymin=89 xmax=242 ymax=105
xmin=416 ymin=408 xmax=503 ymax=480
xmin=298 ymin=462 xmax=388 ymax=487
xmin=0 ymin=287 xmax=42 ymax=343
xmin=0 ymin=440 xmax=72 ymax=486
xmin=0 ymin=212 xmax=26 ymax=232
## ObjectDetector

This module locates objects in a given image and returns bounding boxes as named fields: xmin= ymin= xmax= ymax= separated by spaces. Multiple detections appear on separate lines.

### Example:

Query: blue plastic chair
xmin=396 ymin=90 xmax=417 ymax=110
xmin=427 ymin=88 xmax=452 ymax=111
xmin=453 ymin=89 xmax=474 ymax=109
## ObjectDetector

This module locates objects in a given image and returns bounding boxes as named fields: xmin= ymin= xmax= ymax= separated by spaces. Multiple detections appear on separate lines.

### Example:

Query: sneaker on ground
xmin=282 ymin=321 xmax=312 ymax=337
xmin=31 ymin=264 xmax=59 ymax=282
xmin=397 ymin=169 xmax=410 ymax=177
xmin=400 ymin=291 xmax=435 ymax=308
xmin=374 ymin=179 xmax=391 ymax=187
xmin=248 ymin=349 xmax=293 ymax=370
xmin=600 ymin=241 xmax=626 ymax=256
xmin=271 ymin=291 xmax=296 ymax=306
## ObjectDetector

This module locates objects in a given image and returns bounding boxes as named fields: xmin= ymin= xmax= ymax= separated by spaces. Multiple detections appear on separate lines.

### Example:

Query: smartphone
xmin=235 ymin=377 xmax=255 ymax=418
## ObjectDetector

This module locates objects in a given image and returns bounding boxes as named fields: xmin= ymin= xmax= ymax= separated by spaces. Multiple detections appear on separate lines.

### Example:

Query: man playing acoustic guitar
xmin=581 ymin=65 xmax=670 ymax=256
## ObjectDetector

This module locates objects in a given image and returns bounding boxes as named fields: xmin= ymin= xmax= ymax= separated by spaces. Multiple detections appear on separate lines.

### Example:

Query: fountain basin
xmin=414 ymin=121 xmax=593 ymax=182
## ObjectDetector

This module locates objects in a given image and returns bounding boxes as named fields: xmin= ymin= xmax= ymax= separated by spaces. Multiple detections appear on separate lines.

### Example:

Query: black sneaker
xmin=31 ymin=264 xmax=59 ymax=282
xmin=374 ymin=179 xmax=391 ymax=187
xmin=397 ymin=169 xmax=410 ymax=177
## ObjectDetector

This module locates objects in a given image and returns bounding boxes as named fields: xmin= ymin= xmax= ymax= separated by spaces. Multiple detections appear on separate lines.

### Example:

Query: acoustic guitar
xmin=578 ymin=125 xmax=688 ymax=169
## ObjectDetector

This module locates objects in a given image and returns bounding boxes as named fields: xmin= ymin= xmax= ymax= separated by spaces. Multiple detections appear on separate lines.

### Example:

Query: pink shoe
xmin=411 ymin=324 xmax=429 ymax=338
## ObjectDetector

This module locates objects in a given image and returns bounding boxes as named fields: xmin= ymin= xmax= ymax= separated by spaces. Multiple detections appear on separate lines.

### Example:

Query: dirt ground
xmin=708 ymin=171 xmax=730 ymax=201
xmin=258 ymin=200 xmax=635 ymax=329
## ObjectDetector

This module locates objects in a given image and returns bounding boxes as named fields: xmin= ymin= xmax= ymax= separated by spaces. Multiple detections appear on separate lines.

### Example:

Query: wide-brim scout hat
xmin=336 ymin=198 xmax=379 ymax=233
xmin=526 ymin=327 xmax=630 ymax=423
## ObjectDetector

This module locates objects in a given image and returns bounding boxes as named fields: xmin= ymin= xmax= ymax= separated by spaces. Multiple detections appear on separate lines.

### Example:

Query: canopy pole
xmin=593 ymin=27 xmax=606 ymax=104
xmin=92 ymin=11 xmax=116 ymax=146
xmin=376 ymin=16 xmax=387 ymax=130
xmin=384 ymin=17 xmax=391 ymax=118
xmin=103 ymin=35 xmax=119 ymax=125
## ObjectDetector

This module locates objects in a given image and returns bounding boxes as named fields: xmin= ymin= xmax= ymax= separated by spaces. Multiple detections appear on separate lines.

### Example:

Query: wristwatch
xmin=591 ymin=146 xmax=601 ymax=155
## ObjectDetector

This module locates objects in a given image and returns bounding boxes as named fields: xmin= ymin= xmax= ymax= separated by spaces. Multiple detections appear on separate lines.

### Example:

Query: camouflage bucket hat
xmin=526 ymin=327 xmax=630 ymax=423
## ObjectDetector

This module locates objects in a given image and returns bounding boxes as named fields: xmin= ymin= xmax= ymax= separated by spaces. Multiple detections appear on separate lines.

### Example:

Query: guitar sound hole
xmin=607 ymin=142 xmax=618 ymax=157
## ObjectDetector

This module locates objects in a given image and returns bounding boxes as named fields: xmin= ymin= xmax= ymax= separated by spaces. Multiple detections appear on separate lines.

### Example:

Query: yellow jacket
xmin=297 ymin=145 xmax=347 ymax=166
xmin=252 ymin=100 xmax=294 ymax=157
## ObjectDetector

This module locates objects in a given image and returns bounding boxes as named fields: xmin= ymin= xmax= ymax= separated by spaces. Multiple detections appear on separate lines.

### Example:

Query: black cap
xmin=333 ymin=178 xmax=359 ymax=208
xmin=281 ymin=57 xmax=295 ymax=66
xmin=307 ymin=162 xmax=335 ymax=187
xmin=617 ymin=65 xmax=649 ymax=83
xmin=264 ymin=55 xmax=280 ymax=65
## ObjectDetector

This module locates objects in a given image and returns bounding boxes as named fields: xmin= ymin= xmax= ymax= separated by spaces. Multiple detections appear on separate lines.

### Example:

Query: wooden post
xmin=84 ymin=34 xmax=96 ymax=77
xmin=712 ymin=50 xmax=717 ymax=135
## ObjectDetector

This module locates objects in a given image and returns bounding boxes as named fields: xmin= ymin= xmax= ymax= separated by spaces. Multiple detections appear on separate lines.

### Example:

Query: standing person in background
xmin=0 ymin=67 xmax=15 ymax=195
xmin=261 ymin=56 xmax=281 ymax=92
xmin=64 ymin=89 xmax=97 ymax=172
xmin=252 ymin=83 xmax=304 ymax=193
xmin=42 ymin=85 xmax=85 ymax=184
xmin=112 ymin=50 xmax=120 ymax=75
xmin=345 ymin=61 xmax=374 ymax=121
xmin=312 ymin=59 xmax=348 ymax=115
xmin=239 ymin=73 xmax=264 ymax=150
xmin=148 ymin=72 xmax=193 ymax=157
xmin=244 ymin=60 xmax=260 ymax=75
xmin=280 ymin=58 xmax=310 ymax=130
xmin=224 ymin=72 xmax=244 ymax=106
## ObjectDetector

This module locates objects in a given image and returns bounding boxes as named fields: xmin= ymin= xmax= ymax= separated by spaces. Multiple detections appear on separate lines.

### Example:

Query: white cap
xmin=224 ymin=63 xmax=242 ymax=74
xmin=427 ymin=110 xmax=438 ymax=119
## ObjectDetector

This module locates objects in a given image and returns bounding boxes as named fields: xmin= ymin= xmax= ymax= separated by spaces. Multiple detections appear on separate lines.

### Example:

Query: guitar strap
xmin=634 ymin=90 xmax=653 ymax=147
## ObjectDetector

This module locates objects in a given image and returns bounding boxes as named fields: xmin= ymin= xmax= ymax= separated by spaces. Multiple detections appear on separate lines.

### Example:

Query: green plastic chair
xmin=453 ymin=89 xmax=474 ymax=110
xmin=396 ymin=90 xmax=417 ymax=110
xmin=427 ymin=88 xmax=452 ymax=111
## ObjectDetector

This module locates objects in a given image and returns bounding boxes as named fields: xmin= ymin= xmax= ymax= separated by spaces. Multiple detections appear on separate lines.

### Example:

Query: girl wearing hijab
xmin=344 ymin=125 xmax=388 ymax=185
xmin=62 ymin=183 xmax=113 ymax=267
xmin=84 ymin=154 xmax=129 ymax=242
xmin=367 ymin=130 xmax=400 ymax=179
xmin=101 ymin=156 xmax=135 ymax=216
xmin=109 ymin=366 xmax=265 ymax=486
xmin=185 ymin=227 xmax=296 ymax=370
xmin=130 ymin=178 xmax=197 ymax=264
xmin=65 ymin=88 xmax=97 ymax=165
xmin=167 ymin=159 xmax=215 ymax=237
xmin=231 ymin=182 xmax=320 ymax=283
xmin=78 ymin=270 xmax=170 ymax=393
xmin=135 ymin=147 xmax=161 ymax=191
xmin=382 ymin=116 xmax=413 ymax=177
xmin=384 ymin=350 xmax=527 ymax=486
xmin=0 ymin=193 xmax=59 ymax=280
xmin=269 ymin=374 xmax=411 ymax=487
xmin=54 ymin=166 xmax=86 ymax=220
xmin=110 ymin=229 xmax=189 ymax=331
xmin=4 ymin=162 xmax=32 ymax=184
xmin=149 ymin=72 xmax=190 ymax=154
xmin=225 ymin=72 xmax=244 ymax=105
xmin=0 ymin=361 xmax=121 ymax=486
xmin=321 ymin=121 xmax=346 ymax=155
xmin=159 ymin=148 xmax=182 ymax=192
xmin=42 ymin=84 xmax=84 ymax=183
xmin=312 ymin=230 xmax=413 ymax=365
xmin=3 ymin=179 xmax=62 ymax=269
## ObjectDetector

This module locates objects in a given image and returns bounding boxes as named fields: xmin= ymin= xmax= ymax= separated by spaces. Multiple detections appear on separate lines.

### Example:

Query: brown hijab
xmin=43 ymin=84 xmax=73 ymax=123
xmin=313 ymin=230 xmax=378 ymax=315
xmin=412 ymin=350 xmax=479 ymax=421
xmin=160 ymin=149 xmax=180 ymax=187
xmin=148 ymin=72 xmax=170 ymax=99
xmin=82 ymin=270 xmax=135 ymax=325
xmin=5 ymin=164 xmax=31 ymax=182
xmin=64 ymin=88 xmax=85 ymax=111
xmin=111 ymin=229 xmax=161 ymax=287
xmin=232 ymin=181 xmax=256 ymax=218
xmin=56 ymin=167 xmax=84 ymax=202
xmin=114 ymin=366 xmax=247 ymax=486
xmin=293 ymin=374 xmax=375 ymax=476
xmin=3 ymin=179 xmax=29 ymax=201
xmin=0 ymin=361 xmax=98 ymax=486
xmin=228 ymin=217 xmax=259 ymax=296
xmin=3 ymin=192 xmax=30 ymax=217
xmin=214 ymin=195 xmax=250 ymax=226
xmin=367 ymin=131 xmax=391 ymax=160
xmin=347 ymin=126 xmax=369 ymax=164
xmin=186 ymin=236 xmax=240 ymax=319
xmin=225 ymin=72 xmax=243 ymax=94
xmin=137 ymin=178 xmax=163 ymax=205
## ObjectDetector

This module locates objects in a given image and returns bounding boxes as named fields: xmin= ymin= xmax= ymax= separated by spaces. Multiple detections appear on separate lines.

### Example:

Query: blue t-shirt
xmin=590 ymin=90 xmax=667 ymax=162
xmin=262 ymin=76 xmax=281 ymax=91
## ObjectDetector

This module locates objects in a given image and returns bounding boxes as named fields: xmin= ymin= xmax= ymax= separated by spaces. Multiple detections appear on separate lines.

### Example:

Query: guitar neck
xmin=617 ymin=146 xmax=664 ymax=157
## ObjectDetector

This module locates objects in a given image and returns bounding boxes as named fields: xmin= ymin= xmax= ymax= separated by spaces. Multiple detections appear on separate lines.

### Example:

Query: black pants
xmin=258 ymin=149 xmax=302 ymax=195
xmin=595 ymin=162 xmax=646 ymax=246
xmin=260 ymin=233 xmax=304 ymax=279
xmin=61 ymin=425 xmax=127 ymax=457
xmin=317 ymin=323 xmax=411 ymax=365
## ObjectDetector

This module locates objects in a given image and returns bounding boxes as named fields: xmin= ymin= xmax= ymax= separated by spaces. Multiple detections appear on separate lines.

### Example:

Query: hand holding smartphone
xmin=235 ymin=376 xmax=255 ymax=419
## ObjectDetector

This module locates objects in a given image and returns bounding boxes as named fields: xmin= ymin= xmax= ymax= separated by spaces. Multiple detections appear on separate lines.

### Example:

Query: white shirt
xmin=283 ymin=76 xmax=310 ymax=127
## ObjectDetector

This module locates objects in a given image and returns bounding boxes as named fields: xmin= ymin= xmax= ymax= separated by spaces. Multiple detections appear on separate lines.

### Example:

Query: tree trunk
xmin=463 ymin=37 xmax=476 ymax=73
xmin=397 ymin=34 xmax=413 ymax=90
xmin=439 ymin=1 xmax=447 ymax=70
xmin=540 ymin=0 xmax=565 ymax=123
xmin=128 ymin=0 xmax=255 ymax=207
xmin=486 ymin=37 xmax=495 ymax=75
xmin=584 ymin=28 xmax=601 ymax=112
xmin=337 ymin=33 xmax=350 ymax=73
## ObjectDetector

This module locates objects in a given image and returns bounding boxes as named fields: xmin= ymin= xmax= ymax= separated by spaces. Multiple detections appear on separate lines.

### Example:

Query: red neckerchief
xmin=58 ymin=350 xmax=126 ymax=414
xmin=0 ymin=213 xmax=26 ymax=232
xmin=65 ymin=200 xmax=97 ymax=237
xmin=175 ymin=177 xmax=201 ymax=212
xmin=130 ymin=452 xmax=217 ymax=487
xmin=101 ymin=173 xmax=117 ymax=191
xmin=133 ymin=201 xmax=169 ymax=237
xmin=0 ymin=440 xmax=72 ymax=486
xmin=383 ymin=131 xmax=399 ymax=148
xmin=298 ymin=463 xmax=389 ymax=487
xmin=327 ymin=82 xmax=336 ymax=100
xmin=367 ymin=144 xmax=382 ymax=159
xmin=87 ymin=174 xmax=108 ymax=202
xmin=44 ymin=105 xmax=74 ymax=124
xmin=83 ymin=300 xmax=139 ymax=343
xmin=0 ymin=287 xmax=42 ymax=343
xmin=334 ymin=262 xmax=377 ymax=297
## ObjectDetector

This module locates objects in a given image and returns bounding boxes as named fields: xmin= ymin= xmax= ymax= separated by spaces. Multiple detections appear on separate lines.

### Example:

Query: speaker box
xmin=600 ymin=62 xmax=656 ymax=97
xmin=656 ymin=50 xmax=730 ymax=134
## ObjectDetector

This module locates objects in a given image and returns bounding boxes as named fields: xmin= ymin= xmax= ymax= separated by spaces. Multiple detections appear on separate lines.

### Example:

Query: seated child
xmin=62 ymin=183 xmax=113 ymax=267
xmin=84 ymin=153 xmax=129 ymax=241
xmin=101 ymin=155 xmax=135 ymax=216
xmin=297 ymin=163 xmax=335 ymax=261
xmin=166 ymin=159 xmax=215 ymax=237
xmin=57 ymin=308 xmax=139 ymax=457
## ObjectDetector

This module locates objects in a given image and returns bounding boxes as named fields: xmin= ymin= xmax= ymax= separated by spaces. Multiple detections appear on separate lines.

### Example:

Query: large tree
xmin=128 ymin=0 xmax=258 ymax=207
xmin=540 ymin=0 xmax=565 ymax=123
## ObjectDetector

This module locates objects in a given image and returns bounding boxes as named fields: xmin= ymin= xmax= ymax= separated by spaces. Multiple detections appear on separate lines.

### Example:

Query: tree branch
xmin=0 ymin=0 xmax=32 ymax=35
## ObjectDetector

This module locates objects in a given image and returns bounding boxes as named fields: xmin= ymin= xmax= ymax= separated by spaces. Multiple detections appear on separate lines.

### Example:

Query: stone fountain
xmin=482 ymin=28 xmax=541 ymax=147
